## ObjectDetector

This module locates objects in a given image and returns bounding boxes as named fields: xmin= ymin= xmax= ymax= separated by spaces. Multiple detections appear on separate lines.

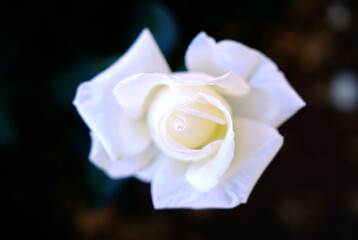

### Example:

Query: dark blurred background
xmin=1 ymin=0 xmax=358 ymax=239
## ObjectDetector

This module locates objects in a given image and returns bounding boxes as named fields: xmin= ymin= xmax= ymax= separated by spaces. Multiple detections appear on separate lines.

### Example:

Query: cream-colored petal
xmin=171 ymin=71 xmax=250 ymax=96
xmin=73 ymin=29 xmax=170 ymax=159
xmin=113 ymin=71 xmax=248 ymax=119
xmin=184 ymin=93 xmax=235 ymax=192
xmin=89 ymin=132 xmax=158 ymax=179
xmin=148 ymin=86 xmax=230 ymax=161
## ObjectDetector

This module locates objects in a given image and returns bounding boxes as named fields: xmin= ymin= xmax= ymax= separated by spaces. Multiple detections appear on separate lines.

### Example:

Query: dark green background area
xmin=1 ymin=0 xmax=358 ymax=239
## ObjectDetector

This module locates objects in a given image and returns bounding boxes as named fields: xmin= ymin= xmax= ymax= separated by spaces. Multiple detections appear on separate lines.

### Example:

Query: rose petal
xmin=185 ymin=32 xmax=305 ymax=127
xmin=89 ymin=131 xmax=159 ymax=179
xmin=113 ymin=71 xmax=248 ymax=119
xmin=148 ymin=86 xmax=230 ymax=161
xmin=175 ymin=102 xmax=227 ymax=125
xmin=134 ymin=153 xmax=163 ymax=183
xmin=151 ymin=155 xmax=241 ymax=209
xmin=74 ymin=81 xmax=151 ymax=159
xmin=113 ymin=73 xmax=172 ymax=119
xmin=222 ymin=117 xmax=283 ymax=202
xmin=228 ymin=79 xmax=305 ymax=127
xmin=225 ymin=87 xmax=279 ymax=126
xmin=184 ymin=93 xmax=235 ymax=192
xmin=185 ymin=31 xmax=260 ymax=79
xmin=73 ymin=29 xmax=170 ymax=159
xmin=151 ymin=117 xmax=283 ymax=209
xmin=172 ymin=71 xmax=250 ymax=97
xmin=247 ymin=58 xmax=306 ymax=127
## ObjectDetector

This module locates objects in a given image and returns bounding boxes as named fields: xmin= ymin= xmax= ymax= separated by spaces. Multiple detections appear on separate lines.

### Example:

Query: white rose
xmin=73 ymin=29 xmax=305 ymax=209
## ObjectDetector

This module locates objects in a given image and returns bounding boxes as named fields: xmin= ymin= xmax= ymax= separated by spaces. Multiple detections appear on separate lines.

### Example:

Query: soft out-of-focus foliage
xmin=1 ymin=0 xmax=358 ymax=239
xmin=130 ymin=2 xmax=179 ymax=57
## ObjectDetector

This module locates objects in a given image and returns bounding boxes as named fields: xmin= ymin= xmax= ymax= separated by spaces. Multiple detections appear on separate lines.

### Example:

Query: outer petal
xmin=134 ymin=154 xmax=163 ymax=183
xmin=185 ymin=32 xmax=305 ymax=127
xmin=222 ymin=117 xmax=283 ymax=203
xmin=225 ymin=87 xmax=278 ymax=126
xmin=151 ymin=117 xmax=283 ymax=209
xmin=89 ymin=132 xmax=159 ymax=179
xmin=185 ymin=32 xmax=260 ymax=79
xmin=73 ymin=29 xmax=170 ymax=160
xmin=113 ymin=71 xmax=249 ymax=119
xmin=246 ymin=58 xmax=305 ymax=127
xmin=228 ymin=57 xmax=306 ymax=127
xmin=151 ymin=155 xmax=240 ymax=209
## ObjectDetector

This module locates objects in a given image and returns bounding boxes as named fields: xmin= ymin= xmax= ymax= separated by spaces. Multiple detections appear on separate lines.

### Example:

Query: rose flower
xmin=73 ymin=29 xmax=305 ymax=209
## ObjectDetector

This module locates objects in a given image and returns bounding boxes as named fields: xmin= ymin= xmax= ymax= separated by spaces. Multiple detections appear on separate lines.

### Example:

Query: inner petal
xmin=176 ymin=101 xmax=227 ymax=125
xmin=166 ymin=111 xmax=218 ymax=149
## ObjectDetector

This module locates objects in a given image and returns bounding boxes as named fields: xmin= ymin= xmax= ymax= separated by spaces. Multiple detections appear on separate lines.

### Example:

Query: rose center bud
xmin=164 ymin=101 xmax=227 ymax=150
xmin=166 ymin=111 xmax=218 ymax=149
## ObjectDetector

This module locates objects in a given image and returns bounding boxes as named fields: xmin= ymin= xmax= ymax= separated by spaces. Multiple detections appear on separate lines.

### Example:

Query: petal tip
xmin=197 ymin=31 xmax=209 ymax=38
xmin=298 ymin=97 xmax=307 ymax=108
xmin=138 ymin=28 xmax=154 ymax=42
